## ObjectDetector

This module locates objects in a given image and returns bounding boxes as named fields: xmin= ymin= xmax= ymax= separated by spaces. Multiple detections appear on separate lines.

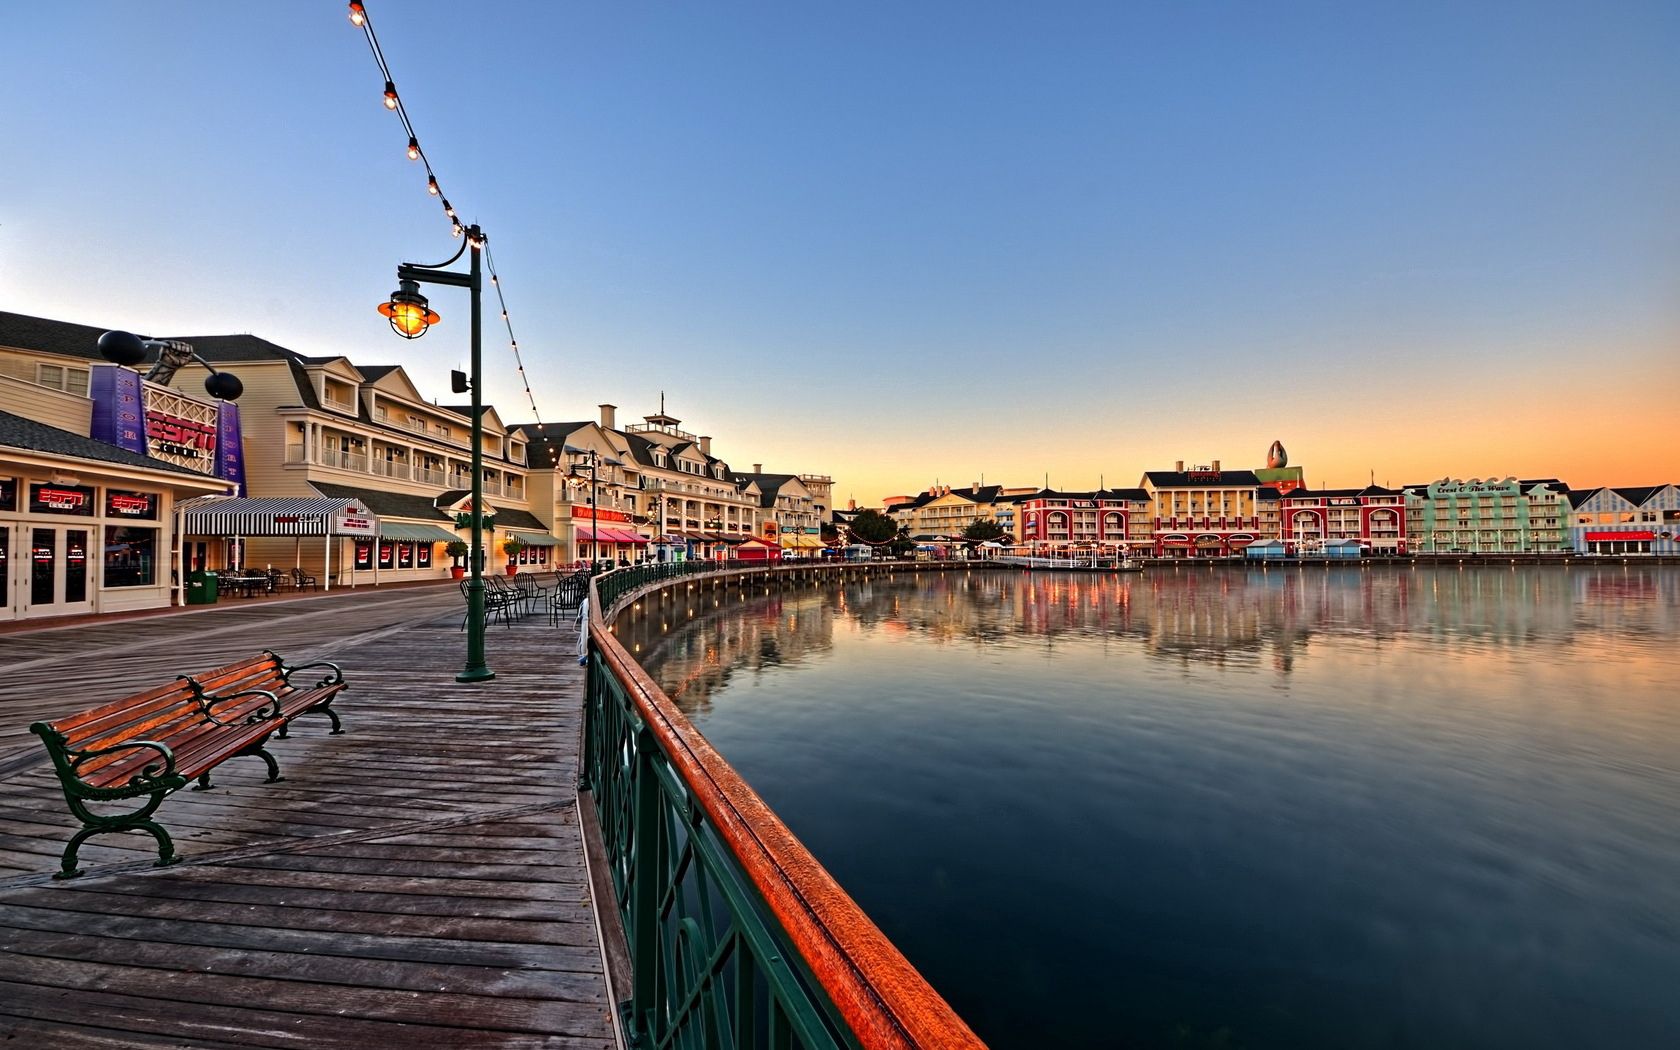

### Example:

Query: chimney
xmin=848 ymin=499 xmax=857 ymax=511
xmin=1175 ymin=460 xmax=1184 ymax=472
xmin=1211 ymin=459 xmax=1221 ymax=471
xmin=753 ymin=463 xmax=762 ymax=474
xmin=972 ymin=480 xmax=980 ymax=490
xmin=699 ymin=435 xmax=711 ymax=456
xmin=599 ymin=404 xmax=616 ymax=429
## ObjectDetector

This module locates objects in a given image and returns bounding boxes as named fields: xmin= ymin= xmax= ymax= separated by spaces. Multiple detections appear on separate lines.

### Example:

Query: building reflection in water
xmin=617 ymin=565 xmax=1680 ymax=717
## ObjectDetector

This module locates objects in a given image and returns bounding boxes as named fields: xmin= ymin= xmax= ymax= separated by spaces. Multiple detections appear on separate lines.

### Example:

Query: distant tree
xmin=849 ymin=509 xmax=899 ymax=544
xmin=963 ymin=518 xmax=1006 ymax=542
xmin=820 ymin=522 xmax=841 ymax=546
xmin=889 ymin=525 xmax=916 ymax=558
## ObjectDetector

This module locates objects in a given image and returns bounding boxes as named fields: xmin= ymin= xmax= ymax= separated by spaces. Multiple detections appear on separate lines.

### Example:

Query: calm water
xmin=621 ymin=566 xmax=1680 ymax=1049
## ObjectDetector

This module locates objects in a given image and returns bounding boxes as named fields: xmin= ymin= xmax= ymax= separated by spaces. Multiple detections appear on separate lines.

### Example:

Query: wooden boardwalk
xmin=0 ymin=583 xmax=616 ymax=1048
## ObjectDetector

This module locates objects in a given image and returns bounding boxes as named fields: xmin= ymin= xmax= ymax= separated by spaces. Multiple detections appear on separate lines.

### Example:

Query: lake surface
xmin=620 ymin=565 xmax=1680 ymax=1049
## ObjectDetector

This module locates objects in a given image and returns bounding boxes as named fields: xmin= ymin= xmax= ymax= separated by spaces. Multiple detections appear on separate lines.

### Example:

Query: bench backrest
xmin=38 ymin=678 xmax=210 ymax=782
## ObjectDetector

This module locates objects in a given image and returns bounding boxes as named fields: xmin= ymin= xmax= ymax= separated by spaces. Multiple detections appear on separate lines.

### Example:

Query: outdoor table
xmin=222 ymin=573 xmax=270 ymax=598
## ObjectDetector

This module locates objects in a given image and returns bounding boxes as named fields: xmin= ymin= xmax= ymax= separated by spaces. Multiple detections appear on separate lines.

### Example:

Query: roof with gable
xmin=0 ymin=310 xmax=121 ymax=359
xmin=733 ymin=472 xmax=799 ymax=508
xmin=1613 ymin=485 xmax=1666 ymax=507
xmin=511 ymin=422 xmax=594 ymax=467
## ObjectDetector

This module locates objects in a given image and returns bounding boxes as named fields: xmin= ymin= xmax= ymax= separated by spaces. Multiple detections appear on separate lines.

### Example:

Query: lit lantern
xmin=378 ymin=279 xmax=439 ymax=339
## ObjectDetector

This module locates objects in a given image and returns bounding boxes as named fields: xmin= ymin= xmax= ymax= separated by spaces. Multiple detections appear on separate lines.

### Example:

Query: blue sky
xmin=3 ymin=1 xmax=1676 ymax=500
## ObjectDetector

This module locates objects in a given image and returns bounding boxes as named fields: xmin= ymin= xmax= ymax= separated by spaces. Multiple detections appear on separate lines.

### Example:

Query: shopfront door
xmin=0 ymin=524 xmax=14 ymax=621
xmin=20 ymin=525 xmax=95 ymax=618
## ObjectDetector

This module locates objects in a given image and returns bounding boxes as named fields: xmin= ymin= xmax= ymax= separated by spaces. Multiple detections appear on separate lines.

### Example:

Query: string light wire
xmin=349 ymin=1 xmax=551 ymax=447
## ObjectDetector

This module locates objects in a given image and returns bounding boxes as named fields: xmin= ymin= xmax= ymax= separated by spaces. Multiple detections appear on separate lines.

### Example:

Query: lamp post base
xmin=456 ymin=666 xmax=497 ymax=683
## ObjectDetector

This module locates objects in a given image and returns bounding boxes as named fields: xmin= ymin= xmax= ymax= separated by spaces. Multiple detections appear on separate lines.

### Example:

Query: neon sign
xmin=31 ymin=484 xmax=96 ymax=515
xmin=106 ymin=491 xmax=158 ymax=518
xmin=145 ymin=410 xmax=218 ymax=460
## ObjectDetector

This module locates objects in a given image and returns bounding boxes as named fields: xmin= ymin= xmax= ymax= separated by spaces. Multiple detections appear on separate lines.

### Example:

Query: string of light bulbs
xmin=347 ymin=0 xmax=551 ymax=443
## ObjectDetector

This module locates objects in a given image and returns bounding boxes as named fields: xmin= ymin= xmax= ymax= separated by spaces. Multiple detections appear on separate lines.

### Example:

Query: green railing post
xmin=627 ymin=722 xmax=663 ymax=1045
xmin=578 ymin=638 xmax=596 ymax=792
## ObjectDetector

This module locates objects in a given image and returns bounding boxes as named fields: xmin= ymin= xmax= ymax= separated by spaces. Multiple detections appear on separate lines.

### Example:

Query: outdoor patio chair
xmin=460 ymin=579 xmax=517 ymax=629
xmin=516 ymin=573 xmax=552 ymax=616
xmin=291 ymin=567 xmax=319 ymax=592
xmin=549 ymin=571 xmax=590 ymax=626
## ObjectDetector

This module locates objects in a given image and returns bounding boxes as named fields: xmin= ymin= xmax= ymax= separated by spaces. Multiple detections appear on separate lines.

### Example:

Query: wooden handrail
xmin=590 ymin=570 xmax=987 ymax=1050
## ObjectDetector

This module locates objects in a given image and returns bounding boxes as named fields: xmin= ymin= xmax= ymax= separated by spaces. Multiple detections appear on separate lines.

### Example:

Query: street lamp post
xmin=564 ymin=446 xmax=619 ymax=573
xmin=379 ymin=225 xmax=494 ymax=683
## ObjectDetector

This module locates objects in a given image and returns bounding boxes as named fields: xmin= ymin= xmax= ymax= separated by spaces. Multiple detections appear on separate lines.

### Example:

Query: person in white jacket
xmin=575 ymin=594 xmax=590 ymax=666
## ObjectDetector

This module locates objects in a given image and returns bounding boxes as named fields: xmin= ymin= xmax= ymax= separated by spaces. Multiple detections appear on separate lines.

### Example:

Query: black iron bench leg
xmin=191 ymin=772 xmax=213 ymax=791
xmin=238 ymin=742 xmax=285 ymax=783
xmin=58 ymin=792 xmax=178 ymax=879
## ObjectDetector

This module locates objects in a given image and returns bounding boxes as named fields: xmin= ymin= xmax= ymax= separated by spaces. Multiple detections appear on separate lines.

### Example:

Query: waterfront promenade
xmin=0 ymin=583 xmax=616 ymax=1048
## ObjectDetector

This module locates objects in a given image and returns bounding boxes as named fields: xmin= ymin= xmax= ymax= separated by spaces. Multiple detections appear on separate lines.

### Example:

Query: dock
xmin=0 ymin=583 xmax=616 ymax=1048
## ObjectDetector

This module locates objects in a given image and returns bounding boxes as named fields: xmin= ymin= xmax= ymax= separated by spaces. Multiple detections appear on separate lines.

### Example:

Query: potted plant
xmin=444 ymin=540 xmax=470 ymax=579
xmin=501 ymin=536 xmax=526 ymax=575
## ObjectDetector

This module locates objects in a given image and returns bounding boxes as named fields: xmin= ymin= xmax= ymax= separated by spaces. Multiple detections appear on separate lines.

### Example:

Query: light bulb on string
xmin=383 ymin=81 xmax=399 ymax=110
xmin=406 ymin=137 xmax=420 ymax=161
xmin=427 ymin=176 xmax=440 ymax=196
xmin=442 ymin=200 xmax=455 ymax=218
xmin=348 ymin=1 xmax=366 ymax=26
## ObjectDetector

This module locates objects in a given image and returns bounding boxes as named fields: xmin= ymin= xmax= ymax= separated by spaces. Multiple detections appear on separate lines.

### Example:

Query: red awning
xmin=576 ymin=525 xmax=646 ymax=543
xmin=1585 ymin=530 xmax=1654 ymax=541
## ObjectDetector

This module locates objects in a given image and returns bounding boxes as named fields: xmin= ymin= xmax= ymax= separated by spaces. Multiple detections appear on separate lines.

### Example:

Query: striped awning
xmin=577 ymin=525 xmax=648 ymax=544
xmin=379 ymin=521 xmax=458 ymax=543
xmin=511 ymin=530 xmax=561 ymax=547
xmin=781 ymin=533 xmax=824 ymax=549
xmin=177 ymin=496 xmax=379 ymax=537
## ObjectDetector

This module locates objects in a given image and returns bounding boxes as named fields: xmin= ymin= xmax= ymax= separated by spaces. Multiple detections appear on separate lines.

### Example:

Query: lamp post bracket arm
xmin=397 ymin=263 xmax=473 ymax=288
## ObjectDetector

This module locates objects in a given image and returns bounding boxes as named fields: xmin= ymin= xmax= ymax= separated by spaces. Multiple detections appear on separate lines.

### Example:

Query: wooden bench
xmin=28 ymin=650 xmax=346 ymax=879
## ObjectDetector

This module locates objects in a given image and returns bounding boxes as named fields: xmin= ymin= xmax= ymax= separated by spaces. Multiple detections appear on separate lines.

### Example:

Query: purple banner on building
xmin=215 ymin=399 xmax=247 ymax=497
xmin=88 ymin=365 xmax=147 ymax=456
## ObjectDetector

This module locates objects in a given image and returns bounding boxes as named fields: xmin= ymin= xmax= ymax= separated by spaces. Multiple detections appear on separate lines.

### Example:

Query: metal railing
xmin=583 ymin=561 xmax=986 ymax=1050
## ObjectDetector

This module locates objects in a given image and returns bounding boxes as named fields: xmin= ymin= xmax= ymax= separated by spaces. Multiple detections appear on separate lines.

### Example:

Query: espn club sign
xmin=89 ymin=365 xmax=248 ymax=496
xmin=145 ymin=410 xmax=218 ymax=460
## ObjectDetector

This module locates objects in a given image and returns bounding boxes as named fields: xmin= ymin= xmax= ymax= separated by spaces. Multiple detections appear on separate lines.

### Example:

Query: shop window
xmin=378 ymin=542 xmax=395 ymax=570
xmin=397 ymin=543 xmax=414 ymax=568
xmin=417 ymin=543 xmax=433 ymax=567
xmin=0 ymin=477 xmax=14 ymax=512
xmin=355 ymin=541 xmax=374 ymax=571
xmin=106 ymin=489 xmax=160 ymax=520
xmin=30 ymin=483 xmax=96 ymax=516
xmin=105 ymin=526 xmax=157 ymax=587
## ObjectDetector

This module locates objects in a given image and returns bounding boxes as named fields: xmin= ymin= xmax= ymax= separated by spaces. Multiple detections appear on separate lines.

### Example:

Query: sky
xmin=2 ymin=1 xmax=1676 ymax=503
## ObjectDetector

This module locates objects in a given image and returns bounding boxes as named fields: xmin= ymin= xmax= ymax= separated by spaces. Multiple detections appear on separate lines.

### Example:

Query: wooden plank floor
xmin=0 ymin=583 xmax=615 ymax=1048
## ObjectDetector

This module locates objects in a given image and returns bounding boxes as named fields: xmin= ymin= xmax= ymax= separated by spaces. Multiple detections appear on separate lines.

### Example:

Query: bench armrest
xmin=201 ymin=687 xmax=283 ymax=727
xmin=265 ymin=652 xmax=345 ymax=690
xmin=70 ymin=738 xmax=178 ymax=787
